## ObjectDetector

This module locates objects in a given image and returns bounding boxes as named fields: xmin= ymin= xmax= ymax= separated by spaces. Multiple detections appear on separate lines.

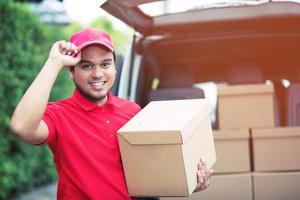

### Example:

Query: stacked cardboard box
xmin=251 ymin=127 xmax=300 ymax=200
xmin=215 ymin=83 xmax=300 ymax=200
xmin=252 ymin=126 xmax=300 ymax=171
xmin=213 ymin=129 xmax=250 ymax=173
xmin=217 ymin=84 xmax=275 ymax=129
xmin=160 ymin=173 xmax=252 ymax=200
xmin=253 ymin=172 xmax=300 ymax=200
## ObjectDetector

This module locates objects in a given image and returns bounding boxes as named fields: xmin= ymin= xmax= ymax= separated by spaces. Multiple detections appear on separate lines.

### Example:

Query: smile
xmin=89 ymin=81 xmax=106 ymax=90
xmin=90 ymin=81 xmax=105 ymax=86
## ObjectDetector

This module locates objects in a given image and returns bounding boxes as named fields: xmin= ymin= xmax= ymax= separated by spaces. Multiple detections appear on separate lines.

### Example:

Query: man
xmin=10 ymin=28 xmax=213 ymax=199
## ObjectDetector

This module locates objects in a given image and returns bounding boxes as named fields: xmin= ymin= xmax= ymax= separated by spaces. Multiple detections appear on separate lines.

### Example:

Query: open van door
xmin=100 ymin=1 xmax=300 ymax=199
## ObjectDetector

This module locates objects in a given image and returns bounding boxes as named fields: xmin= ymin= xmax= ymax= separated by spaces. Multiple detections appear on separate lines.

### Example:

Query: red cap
xmin=70 ymin=27 xmax=114 ymax=53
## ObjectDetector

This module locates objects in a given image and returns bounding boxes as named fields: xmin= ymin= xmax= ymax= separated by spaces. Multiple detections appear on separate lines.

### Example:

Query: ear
xmin=68 ymin=66 xmax=75 ymax=79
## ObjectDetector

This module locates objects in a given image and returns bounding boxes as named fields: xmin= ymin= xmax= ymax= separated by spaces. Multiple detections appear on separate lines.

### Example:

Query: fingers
xmin=63 ymin=51 xmax=81 ymax=67
xmin=200 ymin=159 xmax=213 ymax=178
xmin=194 ymin=159 xmax=213 ymax=193
xmin=58 ymin=41 xmax=78 ymax=57
xmin=194 ymin=170 xmax=203 ymax=192
xmin=72 ymin=51 xmax=81 ymax=63
xmin=199 ymin=161 xmax=209 ymax=189
xmin=48 ymin=41 xmax=81 ymax=67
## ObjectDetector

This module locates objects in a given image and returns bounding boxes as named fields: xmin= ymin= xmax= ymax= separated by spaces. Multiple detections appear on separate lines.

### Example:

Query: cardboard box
xmin=160 ymin=173 xmax=252 ymax=200
xmin=218 ymin=84 xmax=275 ymax=129
xmin=213 ymin=129 xmax=251 ymax=173
xmin=253 ymin=172 xmax=300 ymax=200
xmin=252 ymin=127 xmax=300 ymax=171
xmin=118 ymin=99 xmax=216 ymax=197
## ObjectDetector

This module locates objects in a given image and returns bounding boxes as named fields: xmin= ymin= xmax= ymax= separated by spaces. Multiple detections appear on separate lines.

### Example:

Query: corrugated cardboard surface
xmin=213 ymin=129 xmax=251 ymax=173
xmin=118 ymin=99 xmax=216 ymax=196
xmin=253 ymin=172 xmax=300 ymax=200
xmin=217 ymin=84 xmax=275 ymax=129
xmin=160 ymin=173 xmax=252 ymax=200
xmin=119 ymin=137 xmax=188 ymax=196
xmin=252 ymin=127 xmax=300 ymax=171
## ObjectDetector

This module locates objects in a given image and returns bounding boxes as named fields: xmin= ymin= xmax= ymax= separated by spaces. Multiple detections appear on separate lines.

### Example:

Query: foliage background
xmin=0 ymin=0 xmax=130 ymax=199
xmin=0 ymin=1 xmax=70 ymax=199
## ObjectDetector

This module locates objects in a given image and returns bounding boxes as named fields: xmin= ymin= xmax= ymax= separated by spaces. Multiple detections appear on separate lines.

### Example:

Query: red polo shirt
xmin=42 ymin=90 xmax=141 ymax=200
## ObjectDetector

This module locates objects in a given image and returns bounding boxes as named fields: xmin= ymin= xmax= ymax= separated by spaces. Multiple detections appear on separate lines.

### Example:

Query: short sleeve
xmin=41 ymin=103 xmax=59 ymax=146
xmin=132 ymin=103 xmax=141 ymax=115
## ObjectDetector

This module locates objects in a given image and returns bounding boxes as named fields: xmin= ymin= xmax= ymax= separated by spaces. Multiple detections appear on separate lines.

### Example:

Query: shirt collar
xmin=72 ymin=89 xmax=120 ymax=111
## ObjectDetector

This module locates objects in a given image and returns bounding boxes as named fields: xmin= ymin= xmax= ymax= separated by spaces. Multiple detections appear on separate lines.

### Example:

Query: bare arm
xmin=10 ymin=41 xmax=80 ymax=144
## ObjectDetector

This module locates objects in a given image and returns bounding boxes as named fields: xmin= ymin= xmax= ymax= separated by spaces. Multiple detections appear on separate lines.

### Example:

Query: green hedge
xmin=0 ymin=0 xmax=73 ymax=199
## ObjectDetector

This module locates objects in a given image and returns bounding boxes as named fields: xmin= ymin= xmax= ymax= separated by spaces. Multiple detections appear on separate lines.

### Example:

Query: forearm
xmin=10 ymin=59 xmax=63 ymax=136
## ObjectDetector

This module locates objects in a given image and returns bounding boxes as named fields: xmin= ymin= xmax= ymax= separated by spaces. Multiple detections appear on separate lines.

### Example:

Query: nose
xmin=92 ymin=66 xmax=104 ymax=78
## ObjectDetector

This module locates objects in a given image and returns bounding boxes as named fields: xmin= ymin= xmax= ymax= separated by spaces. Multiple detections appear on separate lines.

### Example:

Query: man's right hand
xmin=48 ymin=40 xmax=81 ymax=68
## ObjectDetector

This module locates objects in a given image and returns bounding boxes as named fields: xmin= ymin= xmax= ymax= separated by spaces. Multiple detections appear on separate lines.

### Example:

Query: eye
xmin=80 ymin=64 xmax=92 ymax=70
xmin=100 ymin=62 xmax=111 ymax=69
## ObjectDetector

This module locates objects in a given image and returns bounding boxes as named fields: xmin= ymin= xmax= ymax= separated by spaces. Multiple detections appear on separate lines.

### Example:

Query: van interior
xmin=132 ymin=15 xmax=300 ymax=128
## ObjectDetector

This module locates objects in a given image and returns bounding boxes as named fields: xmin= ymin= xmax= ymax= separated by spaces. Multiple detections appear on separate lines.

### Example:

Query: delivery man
xmin=10 ymin=27 xmax=213 ymax=199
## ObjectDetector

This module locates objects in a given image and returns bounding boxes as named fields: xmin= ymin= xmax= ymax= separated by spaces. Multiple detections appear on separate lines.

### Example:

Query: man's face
xmin=70 ymin=45 xmax=116 ymax=105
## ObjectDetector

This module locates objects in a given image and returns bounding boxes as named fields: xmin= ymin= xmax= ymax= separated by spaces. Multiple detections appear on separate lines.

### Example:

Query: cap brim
xmin=76 ymin=40 xmax=114 ymax=55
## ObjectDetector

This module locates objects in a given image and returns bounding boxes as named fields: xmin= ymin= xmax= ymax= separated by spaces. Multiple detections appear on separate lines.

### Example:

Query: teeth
xmin=91 ymin=81 xmax=104 ymax=86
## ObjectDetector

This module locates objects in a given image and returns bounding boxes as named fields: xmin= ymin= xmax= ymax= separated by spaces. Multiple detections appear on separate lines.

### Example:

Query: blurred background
xmin=0 ymin=0 xmax=132 ymax=199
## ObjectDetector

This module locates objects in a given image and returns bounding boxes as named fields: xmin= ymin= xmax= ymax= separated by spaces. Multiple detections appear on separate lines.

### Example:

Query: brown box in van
xmin=253 ymin=172 xmax=300 ymax=200
xmin=213 ymin=129 xmax=251 ymax=173
xmin=118 ymin=99 xmax=216 ymax=197
xmin=218 ymin=84 xmax=275 ymax=129
xmin=160 ymin=173 xmax=252 ymax=200
xmin=252 ymin=127 xmax=300 ymax=171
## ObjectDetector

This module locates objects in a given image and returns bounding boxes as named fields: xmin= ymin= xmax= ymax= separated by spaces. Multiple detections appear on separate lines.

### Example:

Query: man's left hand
xmin=194 ymin=159 xmax=214 ymax=192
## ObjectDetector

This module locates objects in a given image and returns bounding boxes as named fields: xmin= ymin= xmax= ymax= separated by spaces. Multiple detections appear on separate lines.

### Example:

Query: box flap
xmin=218 ymin=84 xmax=274 ymax=96
xmin=252 ymin=126 xmax=300 ymax=139
xmin=119 ymin=130 xmax=182 ymax=145
xmin=213 ymin=129 xmax=249 ymax=140
xmin=118 ymin=99 xmax=212 ymax=145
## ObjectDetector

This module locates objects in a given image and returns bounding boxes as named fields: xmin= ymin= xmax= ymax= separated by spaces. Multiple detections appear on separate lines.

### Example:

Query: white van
xmin=102 ymin=1 xmax=300 ymax=199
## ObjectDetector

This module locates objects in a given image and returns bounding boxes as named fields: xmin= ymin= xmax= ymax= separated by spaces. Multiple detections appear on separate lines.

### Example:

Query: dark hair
xmin=112 ymin=51 xmax=116 ymax=62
